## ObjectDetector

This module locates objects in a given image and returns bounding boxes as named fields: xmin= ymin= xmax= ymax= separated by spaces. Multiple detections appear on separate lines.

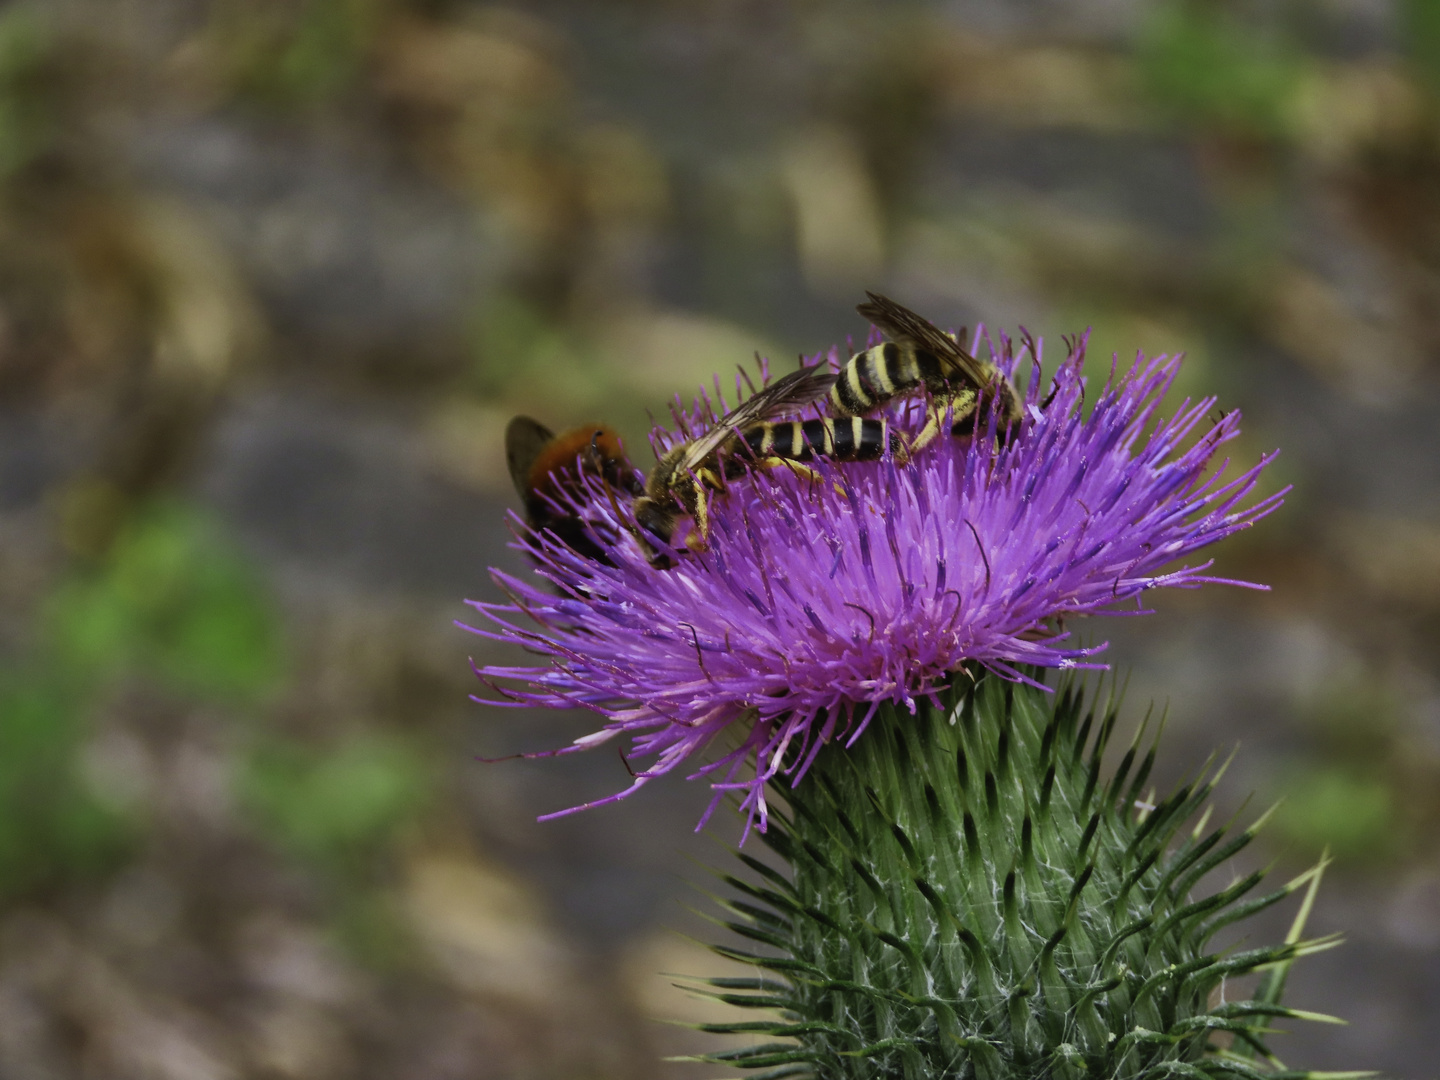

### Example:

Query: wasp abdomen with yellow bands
xmin=734 ymin=417 xmax=895 ymax=472
xmin=830 ymin=341 xmax=953 ymax=416
xmin=830 ymin=294 xmax=1022 ymax=456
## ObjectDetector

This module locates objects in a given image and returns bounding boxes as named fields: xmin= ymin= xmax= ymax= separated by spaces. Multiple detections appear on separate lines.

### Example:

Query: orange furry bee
xmin=505 ymin=417 xmax=643 ymax=565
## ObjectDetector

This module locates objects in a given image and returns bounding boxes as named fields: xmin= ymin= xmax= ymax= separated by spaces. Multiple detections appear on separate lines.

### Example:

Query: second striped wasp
xmin=831 ymin=292 xmax=1023 ymax=456
xmin=632 ymin=364 xmax=898 ymax=568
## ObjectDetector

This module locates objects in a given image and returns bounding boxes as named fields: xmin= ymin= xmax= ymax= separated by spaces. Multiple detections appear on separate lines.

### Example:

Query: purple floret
xmin=462 ymin=329 xmax=1285 ymax=833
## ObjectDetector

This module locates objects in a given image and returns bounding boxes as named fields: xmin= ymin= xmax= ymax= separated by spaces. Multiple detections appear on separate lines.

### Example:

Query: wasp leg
xmin=682 ymin=469 xmax=724 ymax=552
xmin=683 ymin=502 xmax=708 ymax=550
xmin=908 ymin=401 xmax=947 ymax=454
xmin=756 ymin=457 xmax=824 ymax=483
xmin=911 ymin=389 xmax=979 ymax=455
xmin=754 ymin=456 xmax=854 ymax=498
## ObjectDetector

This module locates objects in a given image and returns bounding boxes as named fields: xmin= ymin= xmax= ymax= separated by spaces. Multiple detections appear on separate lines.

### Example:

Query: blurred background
xmin=0 ymin=0 xmax=1435 ymax=1076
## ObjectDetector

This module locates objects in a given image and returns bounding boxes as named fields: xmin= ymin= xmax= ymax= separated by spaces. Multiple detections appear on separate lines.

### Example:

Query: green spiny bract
xmin=691 ymin=675 xmax=1351 ymax=1080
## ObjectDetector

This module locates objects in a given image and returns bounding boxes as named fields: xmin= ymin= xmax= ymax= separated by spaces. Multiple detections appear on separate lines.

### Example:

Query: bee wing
xmin=505 ymin=416 xmax=556 ymax=498
xmin=675 ymin=364 xmax=837 ymax=471
xmin=858 ymin=292 xmax=995 ymax=387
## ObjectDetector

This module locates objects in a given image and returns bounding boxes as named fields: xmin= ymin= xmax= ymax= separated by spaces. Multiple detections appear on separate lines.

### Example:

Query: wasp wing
xmin=505 ymin=416 xmax=556 ymax=499
xmin=675 ymin=364 xmax=837 ymax=472
xmin=858 ymin=292 xmax=995 ymax=388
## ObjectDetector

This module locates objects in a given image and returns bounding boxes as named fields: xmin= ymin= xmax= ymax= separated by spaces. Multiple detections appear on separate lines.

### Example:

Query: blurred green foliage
xmin=37 ymin=503 xmax=432 ymax=961
xmin=1 ymin=497 xmax=433 ymax=955
xmin=1402 ymin=0 xmax=1440 ymax=95
xmin=214 ymin=0 xmax=382 ymax=110
xmin=1274 ymin=765 xmax=1398 ymax=863
xmin=44 ymin=503 xmax=286 ymax=704
xmin=1272 ymin=681 xmax=1409 ymax=864
xmin=0 ymin=502 xmax=287 ymax=899
xmin=0 ymin=673 xmax=134 ymax=899
xmin=0 ymin=6 xmax=53 ymax=179
xmin=239 ymin=734 xmax=430 ymax=967
xmin=239 ymin=735 xmax=429 ymax=873
xmin=1136 ymin=1 xmax=1307 ymax=139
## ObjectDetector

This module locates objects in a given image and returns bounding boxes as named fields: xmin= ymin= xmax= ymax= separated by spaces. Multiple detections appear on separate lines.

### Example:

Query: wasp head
xmin=630 ymin=495 xmax=680 ymax=569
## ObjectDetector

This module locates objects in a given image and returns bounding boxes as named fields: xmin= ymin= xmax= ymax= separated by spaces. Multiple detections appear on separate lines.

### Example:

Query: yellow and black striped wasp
xmin=831 ymin=292 xmax=1023 ymax=456
xmin=632 ymin=364 xmax=896 ymax=568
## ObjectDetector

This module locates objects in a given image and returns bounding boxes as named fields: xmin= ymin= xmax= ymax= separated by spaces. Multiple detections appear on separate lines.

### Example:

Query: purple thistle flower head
xmin=463 ymin=326 xmax=1284 ymax=834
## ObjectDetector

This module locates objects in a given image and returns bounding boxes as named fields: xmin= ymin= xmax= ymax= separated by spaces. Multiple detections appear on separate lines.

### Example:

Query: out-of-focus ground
xmin=0 ymin=0 xmax=1436 ymax=1076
